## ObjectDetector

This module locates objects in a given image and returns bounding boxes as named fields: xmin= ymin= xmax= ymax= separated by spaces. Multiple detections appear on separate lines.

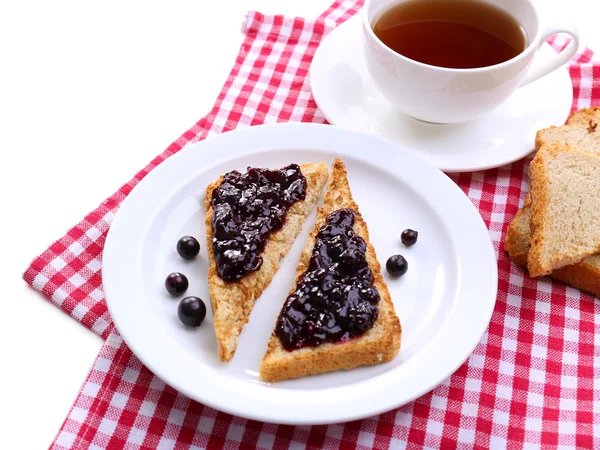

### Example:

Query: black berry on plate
xmin=165 ymin=272 xmax=189 ymax=296
xmin=386 ymin=255 xmax=408 ymax=277
xmin=178 ymin=296 xmax=207 ymax=327
xmin=401 ymin=229 xmax=418 ymax=246
xmin=177 ymin=235 xmax=200 ymax=260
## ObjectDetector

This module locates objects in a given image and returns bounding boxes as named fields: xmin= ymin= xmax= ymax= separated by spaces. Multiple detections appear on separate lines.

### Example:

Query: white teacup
xmin=362 ymin=0 xmax=580 ymax=124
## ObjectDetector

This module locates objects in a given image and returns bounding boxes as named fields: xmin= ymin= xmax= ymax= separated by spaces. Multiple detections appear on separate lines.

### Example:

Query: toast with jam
xmin=260 ymin=159 xmax=401 ymax=382
xmin=205 ymin=163 xmax=329 ymax=362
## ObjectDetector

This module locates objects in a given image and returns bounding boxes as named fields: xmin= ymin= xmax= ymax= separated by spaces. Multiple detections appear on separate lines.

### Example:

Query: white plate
xmin=103 ymin=123 xmax=497 ymax=424
xmin=310 ymin=15 xmax=573 ymax=173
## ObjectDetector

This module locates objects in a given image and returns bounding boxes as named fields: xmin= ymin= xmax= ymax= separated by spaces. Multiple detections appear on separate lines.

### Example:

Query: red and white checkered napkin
xmin=24 ymin=1 xmax=600 ymax=448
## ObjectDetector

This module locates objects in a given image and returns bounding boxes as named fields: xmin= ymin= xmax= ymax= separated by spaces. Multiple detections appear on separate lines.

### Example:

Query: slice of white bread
xmin=260 ymin=159 xmax=401 ymax=382
xmin=505 ymin=204 xmax=600 ymax=297
xmin=527 ymin=144 xmax=600 ymax=277
xmin=205 ymin=163 xmax=329 ymax=362
xmin=505 ymin=107 xmax=600 ymax=290
xmin=535 ymin=107 xmax=600 ymax=153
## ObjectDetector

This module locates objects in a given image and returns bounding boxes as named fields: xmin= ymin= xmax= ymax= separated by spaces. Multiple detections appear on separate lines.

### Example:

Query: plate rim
xmin=310 ymin=15 xmax=573 ymax=173
xmin=103 ymin=122 xmax=498 ymax=424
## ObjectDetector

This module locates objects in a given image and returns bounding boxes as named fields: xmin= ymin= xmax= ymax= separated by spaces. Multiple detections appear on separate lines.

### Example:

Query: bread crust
xmin=205 ymin=163 xmax=329 ymax=362
xmin=535 ymin=107 xmax=600 ymax=151
xmin=566 ymin=107 xmax=600 ymax=126
xmin=504 ymin=207 xmax=531 ymax=267
xmin=527 ymin=145 xmax=556 ymax=277
xmin=260 ymin=159 xmax=401 ymax=382
xmin=551 ymin=264 xmax=600 ymax=297
xmin=505 ymin=205 xmax=600 ymax=298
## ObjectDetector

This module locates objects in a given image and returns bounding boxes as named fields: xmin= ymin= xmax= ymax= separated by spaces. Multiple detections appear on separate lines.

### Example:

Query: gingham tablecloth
xmin=24 ymin=1 xmax=600 ymax=448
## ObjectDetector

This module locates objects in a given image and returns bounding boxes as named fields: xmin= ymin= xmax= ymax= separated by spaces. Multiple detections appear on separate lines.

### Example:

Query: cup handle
xmin=519 ymin=21 xmax=580 ymax=88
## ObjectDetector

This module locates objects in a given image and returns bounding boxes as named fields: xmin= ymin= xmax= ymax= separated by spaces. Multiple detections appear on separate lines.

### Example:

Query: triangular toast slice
xmin=260 ymin=159 xmax=401 ymax=382
xmin=205 ymin=163 xmax=329 ymax=362
xmin=528 ymin=144 xmax=600 ymax=277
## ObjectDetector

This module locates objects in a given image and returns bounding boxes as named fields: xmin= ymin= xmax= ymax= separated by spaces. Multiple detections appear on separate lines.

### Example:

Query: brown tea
xmin=372 ymin=0 xmax=527 ymax=69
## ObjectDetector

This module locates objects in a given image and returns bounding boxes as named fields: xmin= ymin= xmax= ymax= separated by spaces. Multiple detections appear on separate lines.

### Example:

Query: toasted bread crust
xmin=260 ymin=159 xmax=401 ymax=382
xmin=205 ymin=163 xmax=329 ymax=362
xmin=566 ymin=107 xmax=600 ymax=126
xmin=535 ymin=107 xmax=600 ymax=151
xmin=505 ymin=205 xmax=600 ymax=298
xmin=528 ymin=144 xmax=571 ymax=277
xmin=551 ymin=264 xmax=600 ymax=297
xmin=504 ymin=207 xmax=531 ymax=267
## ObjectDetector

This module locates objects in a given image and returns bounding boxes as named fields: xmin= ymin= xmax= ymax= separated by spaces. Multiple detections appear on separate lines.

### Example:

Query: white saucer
xmin=310 ymin=15 xmax=573 ymax=173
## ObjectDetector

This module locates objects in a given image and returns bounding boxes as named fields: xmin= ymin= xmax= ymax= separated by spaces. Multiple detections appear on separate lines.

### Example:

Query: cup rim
xmin=362 ymin=0 xmax=541 ymax=73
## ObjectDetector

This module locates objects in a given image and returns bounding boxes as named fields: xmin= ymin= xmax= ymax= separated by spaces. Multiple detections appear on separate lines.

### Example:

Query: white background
xmin=1 ymin=1 xmax=599 ymax=448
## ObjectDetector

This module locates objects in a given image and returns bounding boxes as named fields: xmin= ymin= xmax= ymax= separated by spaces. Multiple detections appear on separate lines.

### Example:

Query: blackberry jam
xmin=210 ymin=164 xmax=307 ymax=281
xmin=276 ymin=208 xmax=380 ymax=351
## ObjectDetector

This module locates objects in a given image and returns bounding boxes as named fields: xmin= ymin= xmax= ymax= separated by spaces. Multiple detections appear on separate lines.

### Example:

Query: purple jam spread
xmin=210 ymin=164 xmax=307 ymax=281
xmin=276 ymin=208 xmax=380 ymax=350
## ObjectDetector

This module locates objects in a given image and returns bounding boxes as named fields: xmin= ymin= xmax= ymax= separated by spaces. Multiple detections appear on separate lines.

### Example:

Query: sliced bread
xmin=505 ymin=204 xmax=600 ymax=297
xmin=535 ymin=107 xmax=600 ymax=153
xmin=260 ymin=159 xmax=401 ymax=382
xmin=527 ymin=144 xmax=600 ymax=277
xmin=205 ymin=163 xmax=329 ymax=362
xmin=504 ymin=203 xmax=532 ymax=267
xmin=566 ymin=107 xmax=600 ymax=126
